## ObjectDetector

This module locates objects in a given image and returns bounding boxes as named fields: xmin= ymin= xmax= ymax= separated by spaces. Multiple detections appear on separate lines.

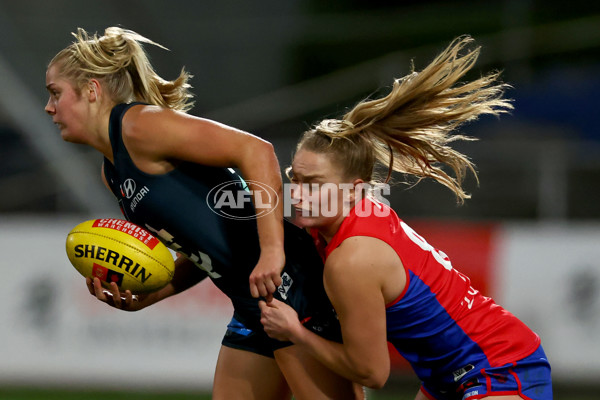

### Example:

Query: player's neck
xmin=87 ymin=107 xmax=113 ymax=161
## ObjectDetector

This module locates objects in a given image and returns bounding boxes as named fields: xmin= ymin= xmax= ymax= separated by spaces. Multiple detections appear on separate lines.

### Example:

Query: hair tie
xmin=317 ymin=119 xmax=356 ymax=136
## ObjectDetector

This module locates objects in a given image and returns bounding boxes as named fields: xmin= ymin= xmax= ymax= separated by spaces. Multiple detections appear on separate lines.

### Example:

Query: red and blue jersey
xmin=317 ymin=197 xmax=540 ymax=388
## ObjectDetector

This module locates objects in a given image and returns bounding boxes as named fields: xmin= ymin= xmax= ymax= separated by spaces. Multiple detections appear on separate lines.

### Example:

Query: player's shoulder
xmin=120 ymin=104 xmax=179 ymax=160
xmin=121 ymin=104 xmax=163 ymax=135
xmin=323 ymin=236 xmax=396 ymax=304
xmin=327 ymin=236 xmax=396 ymax=274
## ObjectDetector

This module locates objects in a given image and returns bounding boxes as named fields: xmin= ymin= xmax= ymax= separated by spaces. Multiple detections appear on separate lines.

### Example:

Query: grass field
xmin=0 ymin=388 xmax=407 ymax=400
xmin=1 ymin=381 xmax=597 ymax=399
xmin=0 ymin=387 xmax=415 ymax=400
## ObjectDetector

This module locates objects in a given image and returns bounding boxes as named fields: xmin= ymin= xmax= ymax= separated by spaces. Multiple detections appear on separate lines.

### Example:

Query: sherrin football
xmin=66 ymin=218 xmax=175 ymax=293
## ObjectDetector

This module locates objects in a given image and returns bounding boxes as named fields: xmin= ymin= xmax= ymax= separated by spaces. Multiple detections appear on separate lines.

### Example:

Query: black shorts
xmin=221 ymin=221 xmax=341 ymax=358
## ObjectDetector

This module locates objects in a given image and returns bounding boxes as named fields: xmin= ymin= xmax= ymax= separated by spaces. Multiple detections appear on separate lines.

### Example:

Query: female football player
xmin=45 ymin=26 xmax=362 ymax=400
xmin=260 ymin=36 xmax=553 ymax=400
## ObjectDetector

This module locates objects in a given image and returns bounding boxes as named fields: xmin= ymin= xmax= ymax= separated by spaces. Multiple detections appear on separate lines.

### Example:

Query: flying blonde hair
xmin=49 ymin=26 xmax=194 ymax=111
xmin=296 ymin=35 xmax=513 ymax=203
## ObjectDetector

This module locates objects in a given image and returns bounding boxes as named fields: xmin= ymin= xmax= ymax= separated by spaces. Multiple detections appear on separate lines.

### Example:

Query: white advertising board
xmin=495 ymin=223 xmax=600 ymax=382
xmin=0 ymin=217 xmax=232 ymax=390
xmin=2 ymin=218 xmax=599 ymax=388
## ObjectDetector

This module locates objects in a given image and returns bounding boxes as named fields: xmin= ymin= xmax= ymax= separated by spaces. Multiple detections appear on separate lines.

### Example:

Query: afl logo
xmin=207 ymin=180 xmax=279 ymax=220
xmin=121 ymin=179 xmax=137 ymax=199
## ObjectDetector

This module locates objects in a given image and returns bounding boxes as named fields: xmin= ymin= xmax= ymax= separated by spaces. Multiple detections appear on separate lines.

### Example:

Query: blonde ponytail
xmin=299 ymin=35 xmax=512 ymax=203
xmin=49 ymin=26 xmax=194 ymax=111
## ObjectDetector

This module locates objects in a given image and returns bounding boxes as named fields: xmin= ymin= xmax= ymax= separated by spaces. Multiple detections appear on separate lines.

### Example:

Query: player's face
xmin=45 ymin=64 xmax=91 ymax=144
xmin=288 ymin=149 xmax=359 ymax=236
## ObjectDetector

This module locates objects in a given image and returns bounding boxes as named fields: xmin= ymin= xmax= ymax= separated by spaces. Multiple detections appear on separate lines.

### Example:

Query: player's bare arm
xmin=317 ymin=236 xmax=399 ymax=388
xmin=261 ymin=235 xmax=404 ymax=389
xmin=122 ymin=105 xmax=285 ymax=300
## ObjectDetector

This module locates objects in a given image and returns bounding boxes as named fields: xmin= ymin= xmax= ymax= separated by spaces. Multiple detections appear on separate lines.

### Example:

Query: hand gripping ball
xmin=66 ymin=218 xmax=175 ymax=293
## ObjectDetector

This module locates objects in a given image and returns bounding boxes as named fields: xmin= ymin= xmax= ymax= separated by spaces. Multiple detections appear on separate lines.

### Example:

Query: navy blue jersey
xmin=103 ymin=103 xmax=338 ymax=351
xmin=104 ymin=103 xmax=262 ymax=298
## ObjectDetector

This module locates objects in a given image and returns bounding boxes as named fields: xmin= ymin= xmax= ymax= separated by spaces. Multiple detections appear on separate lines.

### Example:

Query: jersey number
xmin=400 ymin=221 xmax=453 ymax=271
xmin=401 ymin=222 xmax=478 ymax=309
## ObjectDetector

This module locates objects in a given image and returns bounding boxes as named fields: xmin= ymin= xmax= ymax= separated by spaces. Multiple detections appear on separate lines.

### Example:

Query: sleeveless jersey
xmin=317 ymin=197 xmax=541 ymax=387
xmin=104 ymin=103 xmax=262 ymax=297
xmin=103 ymin=103 xmax=332 ymax=333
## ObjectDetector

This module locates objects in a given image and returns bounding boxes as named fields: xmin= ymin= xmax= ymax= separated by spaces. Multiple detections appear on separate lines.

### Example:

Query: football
xmin=66 ymin=218 xmax=175 ymax=293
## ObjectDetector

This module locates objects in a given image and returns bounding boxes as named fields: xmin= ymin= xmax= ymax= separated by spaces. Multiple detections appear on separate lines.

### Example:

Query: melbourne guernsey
xmin=318 ymin=197 xmax=540 ymax=388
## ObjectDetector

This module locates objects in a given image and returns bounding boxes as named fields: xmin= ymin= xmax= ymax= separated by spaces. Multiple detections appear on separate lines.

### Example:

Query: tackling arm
xmin=261 ymin=236 xmax=401 ymax=389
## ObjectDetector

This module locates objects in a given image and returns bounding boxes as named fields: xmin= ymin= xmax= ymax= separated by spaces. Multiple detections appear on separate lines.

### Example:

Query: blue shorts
xmin=421 ymin=345 xmax=552 ymax=400
xmin=221 ymin=223 xmax=342 ymax=358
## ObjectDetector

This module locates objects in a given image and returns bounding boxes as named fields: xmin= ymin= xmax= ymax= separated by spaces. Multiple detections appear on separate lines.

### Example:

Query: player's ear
xmin=88 ymin=79 xmax=100 ymax=102
xmin=350 ymin=179 xmax=365 ymax=202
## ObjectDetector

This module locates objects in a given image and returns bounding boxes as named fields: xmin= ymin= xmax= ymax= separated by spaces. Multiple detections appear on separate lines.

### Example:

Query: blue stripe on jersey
xmin=387 ymin=270 xmax=490 ymax=384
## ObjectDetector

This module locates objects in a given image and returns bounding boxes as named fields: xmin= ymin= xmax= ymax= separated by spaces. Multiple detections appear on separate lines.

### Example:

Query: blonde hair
xmin=49 ymin=26 xmax=194 ymax=111
xmin=296 ymin=35 xmax=512 ymax=203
